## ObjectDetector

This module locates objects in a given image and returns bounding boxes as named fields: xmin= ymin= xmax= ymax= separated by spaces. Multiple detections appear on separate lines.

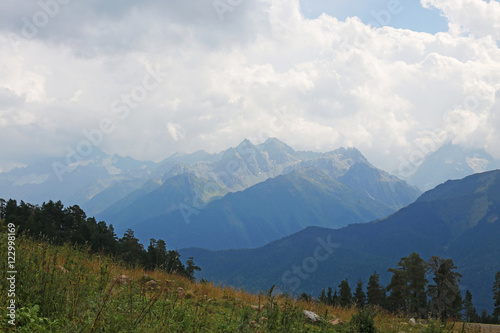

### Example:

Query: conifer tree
xmin=367 ymin=271 xmax=386 ymax=308
xmin=338 ymin=279 xmax=352 ymax=307
xmin=386 ymin=268 xmax=406 ymax=313
xmin=493 ymin=271 xmax=500 ymax=323
xmin=480 ymin=309 xmax=492 ymax=324
xmin=165 ymin=249 xmax=185 ymax=275
xmin=119 ymin=229 xmax=146 ymax=266
xmin=354 ymin=279 xmax=367 ymax=308
xmin=185 ymin=257 xmax=201 ymax=281
xmin=332 ymin=289 xmax=339 ymax=306
xmin=327 ymin=287 xmax=338 ymax=306
xmin=319 ymin=289 xmax=328 ymax=304
xmin=387 ymin=253 xmax=428 ymax=317
xmin=428 ymin=256 xmax=463 ymax=320
xmin=327 ymin=287 xmax=333 ymax=305
xmin=464 ymin=290 xmax=478 ymax=323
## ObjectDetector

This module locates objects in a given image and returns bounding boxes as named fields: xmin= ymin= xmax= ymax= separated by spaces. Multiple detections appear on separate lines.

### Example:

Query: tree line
xmin=314 ymin=252 xmax=500 ymax=323
xmin=0 ymin=199 xmax=200 ymax=280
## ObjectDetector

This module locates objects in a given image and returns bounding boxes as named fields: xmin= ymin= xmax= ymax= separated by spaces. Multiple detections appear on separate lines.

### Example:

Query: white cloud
xmin=422 ymin=0 xmax=500 ymax=39
xmin=167 ymin=122 xmax=186 ymax=142
xmin=0 ymin=0 xmax=499 ymax=173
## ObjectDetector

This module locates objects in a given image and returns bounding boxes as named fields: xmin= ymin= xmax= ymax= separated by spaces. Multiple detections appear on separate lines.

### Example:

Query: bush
xmin=347 ymin=309 xmax=377 ymax=333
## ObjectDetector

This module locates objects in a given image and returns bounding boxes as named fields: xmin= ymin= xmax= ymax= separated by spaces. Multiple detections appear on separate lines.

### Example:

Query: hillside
xmin=1 ymin=227 xmax=445 ymax=332
xmin=102 ymin=140 xmax=419 ymax=249
xmin=181 ymin=170 xmax=500 ymax=312
xmin=130 ymin=167 xmax=396 ymax=250
xmin=0 ymin=138 xmax=419 ymax=249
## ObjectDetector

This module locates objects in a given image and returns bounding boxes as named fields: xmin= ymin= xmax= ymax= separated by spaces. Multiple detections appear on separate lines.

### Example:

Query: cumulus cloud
xmin=0 ymin=0 xmax=499 ymax=173
xmin=422 ymin=0 xmax=500 ymax=39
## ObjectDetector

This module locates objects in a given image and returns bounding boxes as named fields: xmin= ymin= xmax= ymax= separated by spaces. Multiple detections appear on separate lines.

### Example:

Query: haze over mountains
xmin=406 ymin=144 xmax=500 ymax=191
xmin=100 ymin=139 xmax=421 ymax=249
xmin=181 ymin=169 xmax=500 ymax=313
xmin=2 ymin=138 xmax=500 ymax=249
xmin=1 ymin=138 xmax=500 ymax=312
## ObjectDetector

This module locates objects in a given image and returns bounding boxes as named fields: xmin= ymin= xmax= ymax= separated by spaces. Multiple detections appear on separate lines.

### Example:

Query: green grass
xmin=0 ymin=226 xmax=484 ymax=332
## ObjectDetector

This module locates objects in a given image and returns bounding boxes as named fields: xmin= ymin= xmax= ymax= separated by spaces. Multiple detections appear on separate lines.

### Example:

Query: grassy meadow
xmin=0 ymin=226 xmax=487 ymax=332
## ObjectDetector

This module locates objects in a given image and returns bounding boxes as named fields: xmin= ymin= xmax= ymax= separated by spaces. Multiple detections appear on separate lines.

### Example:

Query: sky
xmin=0 ymin=0 xmax=500 ymax=175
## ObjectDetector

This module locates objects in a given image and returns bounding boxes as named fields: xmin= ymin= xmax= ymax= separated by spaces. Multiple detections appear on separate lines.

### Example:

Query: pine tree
xmin=155 ymin=239 xmax=168 ymax=268
xmin=387 ymin=253 xmax=428 ymax=317
xmin=367 ymin=271 xmax=386 ymax=308
xmin=354 ymin=279 xmax=367 ymax=308
xmin=493 ymin=271 xmax=500 ymax=322
xmin=147 ymin=239 xmax=159 ymax=270
xmin=119 ymin=229 xmax=146 ymax=266
xmin=480 ymin=309 xmax=492 ymax=324
xmin=386 ymin=268 xmax=406 ymax=313
xmin=428 ymin=256 xmax=463 ymax=320
xmin=165 ymin=249 xmax=185 ymax=275
xmin=332 ymin=289 xmax=339 ymax=306
xmin=338 ymin=279 xmax=352 ymax=308
xmin=185 ymin=257 xmax=201 ymax=281
xmin=299 ymin=293 xmax=311 ymax=302
xmin=319 ymin=289 xmax=328 ymax=304
xmin=327 ymin=287 xmax=334 ymax=305
xmin=405 ymin=253 xmax=428 ymax=318
xmin=464 ymin=290 xmax=478 ymax=323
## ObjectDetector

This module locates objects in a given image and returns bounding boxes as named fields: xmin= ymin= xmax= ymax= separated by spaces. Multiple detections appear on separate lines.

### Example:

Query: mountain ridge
xmin=180 ymin=169 xmax=500 ymax=312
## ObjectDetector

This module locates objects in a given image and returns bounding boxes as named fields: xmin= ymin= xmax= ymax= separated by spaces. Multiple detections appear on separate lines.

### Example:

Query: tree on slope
xmin=428 ymin=256 xmax=463 ymax=320
xmin=354 ymin=279 xmax=367 ymax=308
xmin=338 ymin=279 xmax=352 ymax=308
xmin=387 ymin=253 xmax=428 ymax=318
xmin=464 ymin=290 xmax=478 ymax=323
xmin=367 ymin=271 xmax=386 ymax=308
xmin=493 ymin=271 xmax=500 ymax=323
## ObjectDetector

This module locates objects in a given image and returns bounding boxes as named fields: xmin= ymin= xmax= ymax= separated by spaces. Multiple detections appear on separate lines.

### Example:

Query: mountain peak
xmin=260 ymin=137 xmax=295 ymax=154
xmin=322 ymin=147 xmax=368 ymax=165
xmin=236 ymin=139 xmax=255 ymax=149
xmin=407 ymin=143 xmax=500 ymax=191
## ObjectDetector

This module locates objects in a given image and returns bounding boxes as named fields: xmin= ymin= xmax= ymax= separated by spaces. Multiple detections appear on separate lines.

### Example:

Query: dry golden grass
xmin=2 ymin=230 xmax=493 ymax=333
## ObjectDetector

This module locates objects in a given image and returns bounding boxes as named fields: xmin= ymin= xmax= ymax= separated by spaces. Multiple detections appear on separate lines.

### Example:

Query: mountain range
xmin=99 ymin=140 xmax=420 ymax=249
xmin=181 ymin=169 xmax=500 ymax=312
xmin=1 ymin=138 xmax=421 ymax=249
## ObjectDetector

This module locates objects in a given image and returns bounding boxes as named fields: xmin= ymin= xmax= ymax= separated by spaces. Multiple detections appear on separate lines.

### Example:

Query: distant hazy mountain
xmin=98 ymin=138 xmax=316 ymax=228
xmin=130 ymin=167 xmax=397 ymax=250
xmin=1 ymin=138 xmax=420 ymax=251
xmin=181 ymin=170 xmax=500 ymax=312
xmin=288 ymin=148 xmax=421 ymax=211
xmin=0 ymin=148 xmax=157 ymax=215
xmin=407 ymin=144 xmax=500 ymax=191
xmin=99 ymin=139 xmax=419 ymax=248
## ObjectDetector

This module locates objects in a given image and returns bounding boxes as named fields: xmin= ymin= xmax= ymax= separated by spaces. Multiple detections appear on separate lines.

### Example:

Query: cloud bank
xmin=0 ymin=0 xmax=499 ymax=174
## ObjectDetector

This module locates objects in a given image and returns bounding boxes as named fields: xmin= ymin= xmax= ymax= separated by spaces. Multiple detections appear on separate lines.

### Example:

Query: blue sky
xmin=299 ymin=0 xmax=448 ymax=33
